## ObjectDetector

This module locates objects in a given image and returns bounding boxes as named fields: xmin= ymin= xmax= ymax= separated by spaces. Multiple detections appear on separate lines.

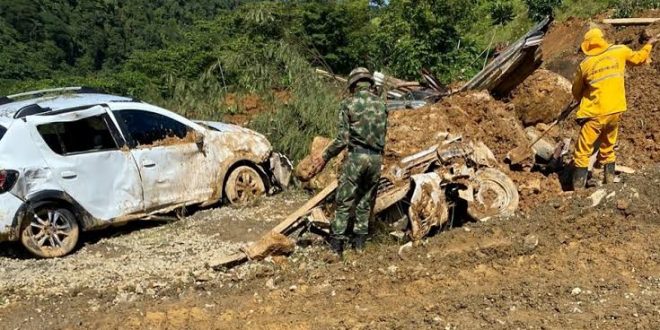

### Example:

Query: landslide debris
xmin=509 ymin=69 xmax=573 ymax=126
xmin=542 ymin=14 xmax=660 ymax=168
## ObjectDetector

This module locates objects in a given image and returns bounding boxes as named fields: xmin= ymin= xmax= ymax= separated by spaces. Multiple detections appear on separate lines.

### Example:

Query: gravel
xmin=0 ymin=191 xmax=307 ymax=304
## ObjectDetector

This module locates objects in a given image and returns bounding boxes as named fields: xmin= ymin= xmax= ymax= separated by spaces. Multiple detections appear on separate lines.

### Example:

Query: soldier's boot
xmin=573 ymin=167 xmax=588 ymax=191
xmin=329 ymin=235 xmax=345 ymax=257
xmin=352 ymin=235 xmax=367 ymax=253
xmin=603 ymin=163 xmax=616 ymax=184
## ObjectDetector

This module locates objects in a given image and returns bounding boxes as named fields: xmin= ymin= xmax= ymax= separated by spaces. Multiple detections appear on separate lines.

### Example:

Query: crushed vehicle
xmin=212 ymin=135 xmax=519 ymax=269
xmin=0 ymin=87 xmax=292 ymax=258
xmin=307 ymin=134 xmax=520 ymax=241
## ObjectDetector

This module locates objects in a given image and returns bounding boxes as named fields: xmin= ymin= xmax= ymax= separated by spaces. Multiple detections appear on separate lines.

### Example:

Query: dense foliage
xmin=0 ymin=0 xmax=653 ymax=160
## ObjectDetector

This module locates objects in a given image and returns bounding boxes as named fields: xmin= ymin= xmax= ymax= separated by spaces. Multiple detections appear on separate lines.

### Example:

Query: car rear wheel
xmin=20 ymin=205 xmax=79 ymax=258
xmin=224 ymin=166 xmax=266 ymax=205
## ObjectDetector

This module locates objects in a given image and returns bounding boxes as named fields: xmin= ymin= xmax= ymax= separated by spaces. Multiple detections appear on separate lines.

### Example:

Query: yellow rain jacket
xmin=572 ymin=28 xmax=653 ymax=119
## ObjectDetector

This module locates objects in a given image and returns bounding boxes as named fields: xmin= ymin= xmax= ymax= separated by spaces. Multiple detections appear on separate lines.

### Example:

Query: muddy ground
xmin=0 ymin=168 xmax=658 ymax=329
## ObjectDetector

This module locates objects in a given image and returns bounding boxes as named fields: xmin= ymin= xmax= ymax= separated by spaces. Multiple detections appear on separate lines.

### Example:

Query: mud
xmin=509 ymin=69 xmax=573 ymax=126
xmin=222 ymin=91 xmax=290 ymax=126
xmin=386 ymin=91 xmax=528 ymax=164
xmin=1 ymin=167 xmax=657 ymax=329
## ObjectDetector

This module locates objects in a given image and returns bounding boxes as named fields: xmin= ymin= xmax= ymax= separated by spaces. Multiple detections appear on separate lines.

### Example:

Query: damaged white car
xmin=0 ymin=87 xmax=291 ymax=258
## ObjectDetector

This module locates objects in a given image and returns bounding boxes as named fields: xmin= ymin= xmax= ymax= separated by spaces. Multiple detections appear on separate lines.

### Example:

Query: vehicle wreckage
xmin=211 ymin=135 xmax=518 ymax=269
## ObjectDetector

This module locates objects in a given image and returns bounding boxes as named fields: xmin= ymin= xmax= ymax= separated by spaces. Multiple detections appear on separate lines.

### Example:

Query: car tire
xmin=20 ymin=204 xmax=80 ymax=258
xmin=224 ymin=165 xmax=267 ymax=205
xmin=467 ymin=168 xmax=519 ymax=221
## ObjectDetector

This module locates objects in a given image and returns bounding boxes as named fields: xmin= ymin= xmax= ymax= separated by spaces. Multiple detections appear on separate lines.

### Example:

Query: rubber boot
xmin=573 ymin=167 xmax=588 ymax=191
xmin=603 ymin=163 xmax=616 ymax=184
xmin=352 ymin=234 xmax=367 ymax=253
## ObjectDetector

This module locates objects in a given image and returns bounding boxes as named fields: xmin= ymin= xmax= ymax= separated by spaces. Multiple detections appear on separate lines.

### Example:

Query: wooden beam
xmin=270 ymin=180 xmax=338 ymax=234
xmin=208 ymin=181 xmax=338 ymax=270
xmin=602 ymin=18 xmax=660 ymax=26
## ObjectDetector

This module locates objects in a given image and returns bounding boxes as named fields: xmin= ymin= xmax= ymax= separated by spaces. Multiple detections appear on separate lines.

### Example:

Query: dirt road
xmin=0 ymin=168 xmax=658 ymax=329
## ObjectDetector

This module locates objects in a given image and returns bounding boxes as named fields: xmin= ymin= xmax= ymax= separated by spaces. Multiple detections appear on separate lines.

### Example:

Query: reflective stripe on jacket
xmin=572 ymin=44 xmax=653 ymax=119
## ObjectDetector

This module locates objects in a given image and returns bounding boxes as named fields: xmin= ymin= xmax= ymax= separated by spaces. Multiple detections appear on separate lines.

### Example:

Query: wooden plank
xmin=602 ymin=18 xmax=659 ymax=26
xmin=374 ymin=184 xmax=411 ymax=214
xmin=270 ymin=180 xmax=338 ymax=234
xmin=210 ymin=180 xmax=338 ymax=270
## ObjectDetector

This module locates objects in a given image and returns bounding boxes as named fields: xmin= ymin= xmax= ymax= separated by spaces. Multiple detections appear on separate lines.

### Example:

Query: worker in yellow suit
xmin=572 ymin=28 xmax=657 ymax=189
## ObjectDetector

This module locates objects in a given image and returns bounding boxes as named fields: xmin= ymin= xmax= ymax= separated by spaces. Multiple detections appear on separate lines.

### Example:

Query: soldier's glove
xmin=311 ymin=155 xmax=327 ymax=176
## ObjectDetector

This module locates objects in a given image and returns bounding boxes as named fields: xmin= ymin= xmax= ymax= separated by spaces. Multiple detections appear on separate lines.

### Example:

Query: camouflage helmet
xmin=347 ymin=67 xmax=374 ymax=89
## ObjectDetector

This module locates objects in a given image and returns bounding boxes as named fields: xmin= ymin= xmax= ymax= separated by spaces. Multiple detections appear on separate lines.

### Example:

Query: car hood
xmin=195 ymin=120 xmax=272 ymax=154
xmin=196 ymin=121 xmax=248 ymax=133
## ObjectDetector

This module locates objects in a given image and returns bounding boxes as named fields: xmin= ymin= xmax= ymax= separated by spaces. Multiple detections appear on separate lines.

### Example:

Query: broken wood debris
xmin=208 ymin=180 xmax=339 ymax=270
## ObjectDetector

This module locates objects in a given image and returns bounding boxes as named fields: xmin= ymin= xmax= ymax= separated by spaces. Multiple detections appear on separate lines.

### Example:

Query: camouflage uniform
xmin=322 ymin=90 xmax=388 ymax=237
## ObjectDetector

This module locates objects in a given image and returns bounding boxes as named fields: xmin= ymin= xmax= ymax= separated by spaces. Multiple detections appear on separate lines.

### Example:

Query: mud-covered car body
xmin=0 ymin=87 xmax=290 ymax=256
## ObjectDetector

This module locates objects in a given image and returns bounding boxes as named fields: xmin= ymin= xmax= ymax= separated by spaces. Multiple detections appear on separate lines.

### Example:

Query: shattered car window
xmin=114 ymin=110 xmax=191 ymax=147
xmin=37 ymin=114 xmax=119 ymax=155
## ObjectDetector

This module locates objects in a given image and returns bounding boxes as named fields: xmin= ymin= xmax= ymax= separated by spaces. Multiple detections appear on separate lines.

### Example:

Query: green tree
xmin=525 ymin=0 xmax=562 ymax=21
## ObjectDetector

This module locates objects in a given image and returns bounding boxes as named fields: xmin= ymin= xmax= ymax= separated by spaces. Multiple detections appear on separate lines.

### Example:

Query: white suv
xmin=0 ymin=87 xmax=291 ymax=258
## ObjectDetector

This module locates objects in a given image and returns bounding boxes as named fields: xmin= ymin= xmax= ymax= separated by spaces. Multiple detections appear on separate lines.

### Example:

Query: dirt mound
xmin=386 ymin=91 xmax=528 ymax=163
xmin=542 ymin=18 xmax=590 ymax=79
xmin=510 ymin=69 xmax=573 ymax=126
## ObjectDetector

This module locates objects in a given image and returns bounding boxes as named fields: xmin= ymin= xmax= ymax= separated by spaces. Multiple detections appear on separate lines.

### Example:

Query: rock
xmin=511 ymin=69 xmax=573 ymax=126
xmin=387 ymin=265 xmax=399 ymax=274
xmin=589 ymin=189 xmax=608 ymax=207
xmin=616 ymin=199 xmax=630 ymax=211
xmin=398 ymin=242 xmax=414 ymax=259
xmin=265 ymin=278 xmax=276 ymax=290
xmin=193 ymin=270 xmax=212 ymax=282
xmin=571 ymin=287 xmax=582 ymax=296
xmin=289 ymin=285 xmax=297 ymax=292
xmin=523 ymin=234 xmax=539 ymax=251
xmin=245 ymin=232 xmax=296 ymax=260
xmin=615 ymin=165 xmax=635 ymax=174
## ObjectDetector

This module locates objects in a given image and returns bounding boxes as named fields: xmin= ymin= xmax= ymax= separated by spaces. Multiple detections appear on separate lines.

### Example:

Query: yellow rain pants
xmin=573 ymin=113 xmax=621 ymax=168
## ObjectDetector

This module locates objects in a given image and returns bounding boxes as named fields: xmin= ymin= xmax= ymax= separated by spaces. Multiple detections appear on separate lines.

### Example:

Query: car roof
xmin=0 ymin=93 xmax=134 ymax=127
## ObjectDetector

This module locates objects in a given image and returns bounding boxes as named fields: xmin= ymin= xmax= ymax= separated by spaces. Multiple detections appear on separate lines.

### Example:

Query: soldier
xmin=312 ymin=67 xmax=388 ymax=256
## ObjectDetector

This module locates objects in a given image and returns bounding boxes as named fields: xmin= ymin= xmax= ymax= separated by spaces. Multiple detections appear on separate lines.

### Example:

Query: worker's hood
xmin=581 ymin=28 xmax=611 ymax=56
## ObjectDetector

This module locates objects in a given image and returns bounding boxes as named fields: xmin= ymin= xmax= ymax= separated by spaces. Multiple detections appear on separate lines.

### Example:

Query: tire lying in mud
xmin=20 ymin=203 xmax=80 ymax=258
xmin=467 ymin=168 xmax=519 ymax=221
xmin=224 ymin=165 xmax=267 ymax=205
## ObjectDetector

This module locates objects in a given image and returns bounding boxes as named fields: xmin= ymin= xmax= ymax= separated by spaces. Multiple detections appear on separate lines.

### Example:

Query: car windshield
xmin=0 ymin=125 xmax=6 ymax=141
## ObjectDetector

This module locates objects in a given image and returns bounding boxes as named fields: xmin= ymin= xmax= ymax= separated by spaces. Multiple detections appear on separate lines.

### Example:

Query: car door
xmin=26 ymin=105 xmax=144 ymax=221
xmin=109 ymin=105 xmax=216 ymax=211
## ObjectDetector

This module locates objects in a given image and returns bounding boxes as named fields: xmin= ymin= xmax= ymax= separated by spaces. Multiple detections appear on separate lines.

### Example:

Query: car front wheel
xmin=20 ymin=204 xmax=80 ymax=258
xmin=224 ymin=165 xmax=267 ymax=205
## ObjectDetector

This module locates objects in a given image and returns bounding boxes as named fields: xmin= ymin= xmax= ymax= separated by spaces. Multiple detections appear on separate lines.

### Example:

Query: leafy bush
xmin=525 ymin=0 xmax=563 ymax=21
xmin=613 ymin=0 xmax=660 ymax=18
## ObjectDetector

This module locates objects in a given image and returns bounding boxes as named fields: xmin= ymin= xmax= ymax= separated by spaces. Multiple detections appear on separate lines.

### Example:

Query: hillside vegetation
xmin=0 ymin=0 xmax=655 ymax=160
